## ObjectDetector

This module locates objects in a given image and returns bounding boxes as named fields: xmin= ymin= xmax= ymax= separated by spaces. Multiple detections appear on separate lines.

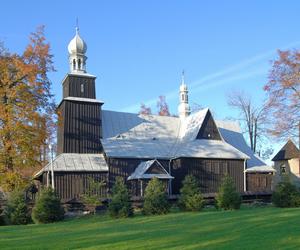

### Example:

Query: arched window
xmin=181 ymin=94 xmax=184 ymax=101
xmin=78 ymin=59 xmax=81 ymax=70
xmin=80 ymin=83 xmax=84 ymax=93
xmin=73 ymin=59 xmax=76 ymax=70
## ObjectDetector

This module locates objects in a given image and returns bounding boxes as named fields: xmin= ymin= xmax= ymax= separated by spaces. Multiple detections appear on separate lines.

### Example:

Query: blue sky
xmin=1 ymin=0 xmax=300 ymax=155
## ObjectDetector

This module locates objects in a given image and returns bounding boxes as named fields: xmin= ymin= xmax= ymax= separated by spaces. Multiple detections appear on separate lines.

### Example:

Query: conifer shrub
xmin=143 ymin=177 xmax=170 ymax=215
xmin=81 ymin=177 xmax=105 ymax=214
xmin=4 ymin=189 xmax=31 ymax=225
xmin=108 ymin=177 xmax=133 ymax=218
xmin=216 ymin=175 xmax=241 ymax=210
xmin=0 ymin=207 xmax=5 ymax=226
xmin=178 ymin=175 xmax=204 ymax=211
xmin=272 ymin=181 xmax=300 ymax=208
xmin=32 ymin=187 xmax=64 ymax=224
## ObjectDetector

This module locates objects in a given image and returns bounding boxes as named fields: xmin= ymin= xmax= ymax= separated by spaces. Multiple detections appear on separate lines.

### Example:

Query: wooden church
xmin=34 ymin=28 xmax=275 ymax=202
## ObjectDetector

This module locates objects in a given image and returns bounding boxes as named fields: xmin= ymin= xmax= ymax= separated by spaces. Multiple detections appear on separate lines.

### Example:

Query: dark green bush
xmin=216 ymin=175 xmax=241 ymax=210
xmin=32 ymin=188 xmax=64 ymax=224
xmin=0 ymin=206 xmax=7 ymax=226
xmin=108 ymin=177 xmax=133 ymax=218
xmin=143 ymin=177 xmax=170 ymax=215
xmin=4 ymin=190 xmax=31 ymax=225
xmin=178 ymin=175 xmax=204 ymax=211
xmin=272 ymin=181 xmax=300 ymax=208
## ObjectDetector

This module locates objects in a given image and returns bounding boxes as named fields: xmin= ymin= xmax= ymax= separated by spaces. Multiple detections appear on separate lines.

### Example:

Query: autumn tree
xmin=227 ymin=91 xmax=268 ymax=154
xmin=0 ymin=26 xmax=56 ymax=191
xmin=139 ymin=103 xmax=152 ymax=115
xmin=157 ymin=95 xmax=170 ymax=116
xmin=264 ymin=49 xmax=300 ymax=139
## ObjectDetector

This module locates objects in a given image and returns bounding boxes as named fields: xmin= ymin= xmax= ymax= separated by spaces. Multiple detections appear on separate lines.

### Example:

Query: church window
xmin=80 ymin=83 xmax=84 ymax=93
xmin=78 ymin=59 xmax=81 ymax=70
xmin=181 ymin=94 xmax=184 ymax=101
xmin=73 ymin=59 xmax=76 ymax=70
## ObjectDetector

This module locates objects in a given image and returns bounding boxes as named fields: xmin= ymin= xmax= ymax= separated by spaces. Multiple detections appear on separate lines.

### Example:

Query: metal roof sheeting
xmin=101 ymin=109 xmax=249 ymax=160
xmin=34 ymin=153 xmax=108 ymax=177
xmin=101 ymin=109 xmax=274 ymax=172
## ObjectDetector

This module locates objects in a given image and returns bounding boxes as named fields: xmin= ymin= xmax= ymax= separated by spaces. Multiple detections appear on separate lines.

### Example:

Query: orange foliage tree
xmin=264 ymin=49 xmax=300 ymax=139
xmin=139 ymin=103 xmax=152 ymax=115
xmin=157 ymin=95 xmax=170 ymax=116
xmin=0 ymin=26 xmax=56 ymax=191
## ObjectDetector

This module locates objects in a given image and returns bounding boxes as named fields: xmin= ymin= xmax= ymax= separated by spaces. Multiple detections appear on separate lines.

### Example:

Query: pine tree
xmin=32 ymin=188 xmax=64 ymax=224
xmin=178 ymin=175 xmax=204 ymax=211
xmin=216 ymin=175 xmax=241 ymax=210
xmin=108 ymin=177 xmax=133 ymax=218
xmin=143 ymin=177 xmax=170 ymax=215
xmin=5 ymin=189 xmax=31 ymax=225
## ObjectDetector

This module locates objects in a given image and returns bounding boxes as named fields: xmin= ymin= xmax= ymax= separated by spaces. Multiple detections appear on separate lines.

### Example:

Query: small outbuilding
xmin=272 ymin=139 xmax=300 ymax=188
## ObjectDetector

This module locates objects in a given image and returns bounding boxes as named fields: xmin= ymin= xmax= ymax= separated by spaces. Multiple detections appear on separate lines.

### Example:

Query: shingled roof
xmin=272 ymin=139 xmax=300 ymax=161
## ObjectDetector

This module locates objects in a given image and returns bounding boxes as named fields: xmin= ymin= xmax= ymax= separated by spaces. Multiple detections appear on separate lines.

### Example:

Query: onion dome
xmin=68 ymin=27 xmax=87 ymax=55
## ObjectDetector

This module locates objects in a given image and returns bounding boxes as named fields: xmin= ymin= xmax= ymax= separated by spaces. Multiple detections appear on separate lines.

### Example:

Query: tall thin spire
xmin=181 ymin=70 xmax=185 ymax=85
xmin=76 ymin=18 xmax=79 ymax=34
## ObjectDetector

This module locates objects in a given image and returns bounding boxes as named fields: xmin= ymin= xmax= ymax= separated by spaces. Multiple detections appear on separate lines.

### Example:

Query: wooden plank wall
xmin=41 ymin=172 xmax=108 ymax=202
xmin=63 ymin=75 xmax=96 ymax=99
xmin=57 ymin=101 xmax=102 ymax=154
xmin=171 ymin=158 xmax=244 ymax=194
xmin=246 ymin=173 xmax=273 ymax=192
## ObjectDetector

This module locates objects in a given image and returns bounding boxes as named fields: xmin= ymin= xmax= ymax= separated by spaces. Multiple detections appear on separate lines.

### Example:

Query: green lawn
xmin=0 ymin=206 xmax=300 ymax=250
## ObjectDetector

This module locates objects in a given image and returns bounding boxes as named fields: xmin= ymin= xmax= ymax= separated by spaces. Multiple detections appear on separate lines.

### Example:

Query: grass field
xmin=0 ymin=206 xmax=300 ymax=250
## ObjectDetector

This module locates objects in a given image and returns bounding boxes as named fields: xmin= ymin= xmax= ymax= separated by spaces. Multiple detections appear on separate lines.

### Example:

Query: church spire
xmin=178 ymin=70 xmax=191 ymax=119
xmin=67 ymin=25 xmax=87 ymax=74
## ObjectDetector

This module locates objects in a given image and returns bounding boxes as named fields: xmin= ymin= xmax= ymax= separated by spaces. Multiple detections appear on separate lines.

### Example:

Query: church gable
xmin=145 ymin=161 xmax=167 ymax=175
xmin=196 ymin=110 xmax=222 ymax=140
xmin=272 ymin=139 xmax=300 ymax=161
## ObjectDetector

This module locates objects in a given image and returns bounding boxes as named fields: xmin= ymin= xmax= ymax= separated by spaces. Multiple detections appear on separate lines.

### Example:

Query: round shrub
xmin=32 ymin=188 xmax=64 ymax=224
xmin=143 ymin=177 xmax=170 ymax=215
xmin=178 ymin=175 xmax=204 ymax=211
xmin=108 ymin=177 xmax=133 ymax=218
xmin=272 ymin=181 xmax=300 ymax=208
xmin=4 ymin=190 xmax=31 ymax=225
xmin=216 ymin=175 xmax=241 ymax=210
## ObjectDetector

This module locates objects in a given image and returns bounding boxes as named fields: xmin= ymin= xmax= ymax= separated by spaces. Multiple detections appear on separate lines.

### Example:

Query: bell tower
xmin=178 ymin=71 xmax=191 ymax=119
xmin=57 ymin=27 xmax=103 ymax=154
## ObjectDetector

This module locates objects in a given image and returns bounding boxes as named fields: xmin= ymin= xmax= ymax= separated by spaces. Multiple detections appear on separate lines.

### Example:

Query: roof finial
xmin=76 ymin=18 xmax=79 ymax=34
xmin=181 ymin=70 xmax=185 ymax=85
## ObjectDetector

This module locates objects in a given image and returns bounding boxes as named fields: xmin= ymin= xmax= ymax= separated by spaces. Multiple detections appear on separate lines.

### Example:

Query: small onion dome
xmin=68 ymin=27 xmax=87 ymax=55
